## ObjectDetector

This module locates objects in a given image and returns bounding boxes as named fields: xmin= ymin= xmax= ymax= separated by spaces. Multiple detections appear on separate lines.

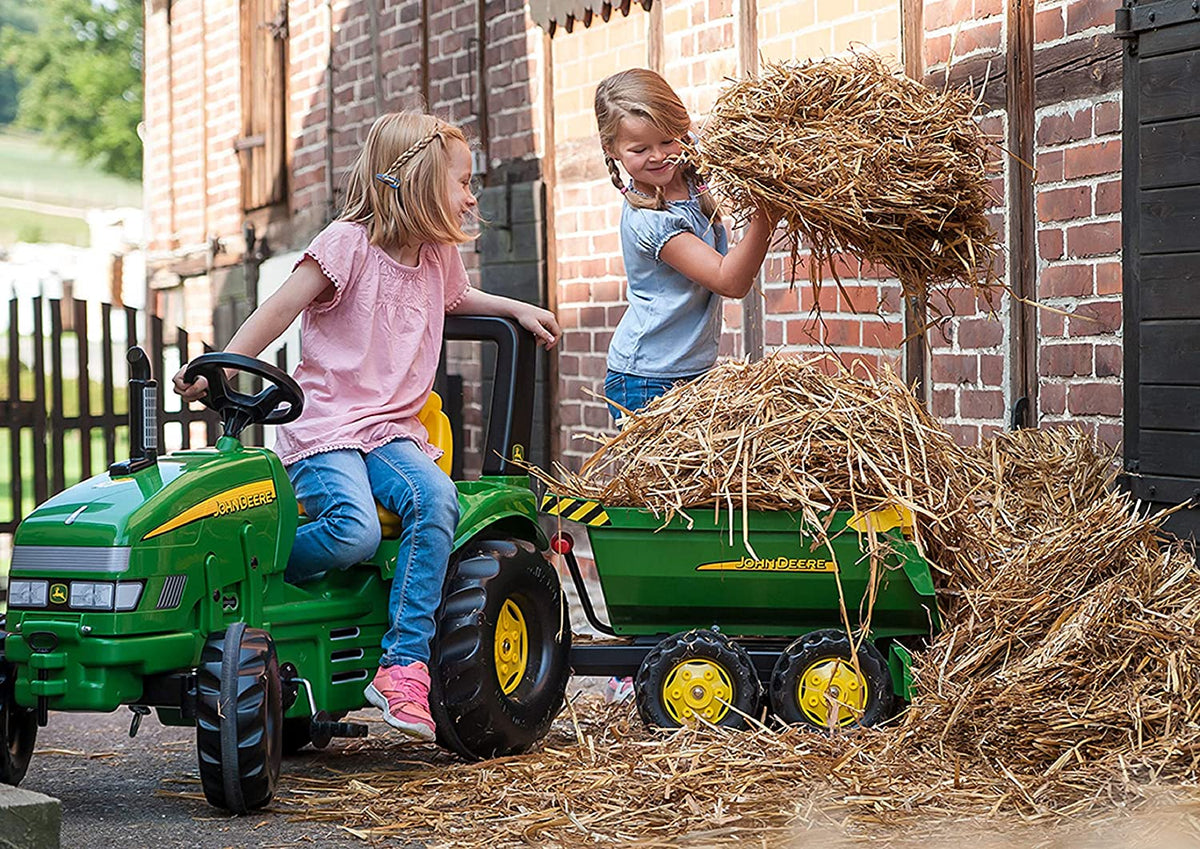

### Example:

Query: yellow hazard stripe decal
xmin=539 ymin=494 xmax=610 ymax=526
xmin=143 ymin=480 xmax=278 ymax=540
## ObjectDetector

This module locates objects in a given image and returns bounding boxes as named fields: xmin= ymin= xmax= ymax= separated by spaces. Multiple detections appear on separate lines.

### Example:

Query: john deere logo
xmin=50 ymin=584 xmax=68 ymax=604
xmin=696 ymin=557 xmax=836 ymax=573
xmin=512 ymin=444 xmax=525 ymax=462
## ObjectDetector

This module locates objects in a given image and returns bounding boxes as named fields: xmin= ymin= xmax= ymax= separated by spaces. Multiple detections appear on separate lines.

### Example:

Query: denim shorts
xmin=603 ymin=369 xmax=704 ymax=422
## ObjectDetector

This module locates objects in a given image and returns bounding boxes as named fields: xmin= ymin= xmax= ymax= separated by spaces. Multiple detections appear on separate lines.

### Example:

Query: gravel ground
xmin=18 ymin=675 xmax=614 ymax=848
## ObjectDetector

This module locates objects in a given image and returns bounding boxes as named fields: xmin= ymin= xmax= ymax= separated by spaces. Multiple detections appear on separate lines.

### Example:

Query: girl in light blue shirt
xmin=595 ymin=69 xmax=777 ymax=421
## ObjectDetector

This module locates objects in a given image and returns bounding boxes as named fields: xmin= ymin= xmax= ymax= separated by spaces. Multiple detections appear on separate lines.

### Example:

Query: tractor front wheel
xmin=0 ymin=656 xmax=36 ymax=786
xmin=635 ymin=629 xmax=760 ymax=730
xmin=195 ymin=623 xmax=283 ymax=812
xmin=430 ymin=537 xmax=571 ymax=760
xmin=769 ymin=629 xmax=893 ymax=730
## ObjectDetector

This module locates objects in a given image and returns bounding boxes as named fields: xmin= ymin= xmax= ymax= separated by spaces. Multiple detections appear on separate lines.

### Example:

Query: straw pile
xmin=278 ymin=359 xmax=1200 ymax=845
xmin=692 ymin=52 xmax=1002 ymax=321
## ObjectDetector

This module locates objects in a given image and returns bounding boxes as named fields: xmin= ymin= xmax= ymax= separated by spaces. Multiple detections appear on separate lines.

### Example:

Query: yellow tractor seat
xmin=297 ymin=391 xmax=455 ymax=540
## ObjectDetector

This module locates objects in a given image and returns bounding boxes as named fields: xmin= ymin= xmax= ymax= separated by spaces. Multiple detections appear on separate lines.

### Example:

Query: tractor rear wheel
xmin=634 ymin=629 xmax=760 ymax=730
xmin=769 ymin=629 xmax=893 ymax=730
xmin=195 ymin=623 xmax=283 ymax=812
xmin=430 ymin=537 xmax=571 ymax=760
xmin=0 ymin=656 xmax=36 ymax=786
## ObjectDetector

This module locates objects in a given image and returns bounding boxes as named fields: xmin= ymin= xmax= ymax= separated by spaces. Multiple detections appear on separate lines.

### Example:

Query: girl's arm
xmin=658 ymin=206 xmax=777 ymax=298
xmin=448 ymin=287 xmax=561 ymax=349
xmin=172 ymin=258 xmax=334 ymax=401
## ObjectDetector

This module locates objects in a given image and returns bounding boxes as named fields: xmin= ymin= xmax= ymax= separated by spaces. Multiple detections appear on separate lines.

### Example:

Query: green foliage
xmin=1 ymin=0 xmax=143 ymax=180
xmin=0 ymin=0 xmax=39 ymax=124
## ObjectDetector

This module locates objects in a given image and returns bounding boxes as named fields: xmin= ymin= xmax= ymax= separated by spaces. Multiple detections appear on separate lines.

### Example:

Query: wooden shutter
xmin=237 ymin=0 xmax=288 ymax=211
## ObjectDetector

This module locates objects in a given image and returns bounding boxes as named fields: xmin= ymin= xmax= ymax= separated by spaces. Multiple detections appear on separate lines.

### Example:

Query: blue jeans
xmin=604 ymin=370 xmax=704 ymax=422
xmin=286 ymin=439 xmax=460 ymax=667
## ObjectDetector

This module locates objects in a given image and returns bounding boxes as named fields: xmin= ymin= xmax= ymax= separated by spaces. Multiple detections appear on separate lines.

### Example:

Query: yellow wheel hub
xmin=798 ymin=657 xmax=868 ymax=727
xmin=661 ymin=659 xmax=734 ymax=724
xmin=494 ymin=598 xmax=528 ymax=696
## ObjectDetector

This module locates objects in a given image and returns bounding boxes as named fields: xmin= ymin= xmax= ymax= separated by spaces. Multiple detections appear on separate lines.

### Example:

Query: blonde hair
xmin=594 ymin=69 xmax=719 ymax=220
xmin=340 ymin=113 xmax=473 ymax=248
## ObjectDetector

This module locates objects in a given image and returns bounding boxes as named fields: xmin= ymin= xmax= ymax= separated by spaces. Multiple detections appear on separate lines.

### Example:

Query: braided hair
xmin=340 ymin=113 xmax=474 ymax=248
xmin=594 ymin=69 xmax=719 ymax=220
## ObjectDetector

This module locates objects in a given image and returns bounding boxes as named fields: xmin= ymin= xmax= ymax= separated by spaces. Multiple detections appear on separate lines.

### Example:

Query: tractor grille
xmin=11 ymin=545 xmax=132 ymax=574
xmin=156 ymin=575 xmax=187 ymax=610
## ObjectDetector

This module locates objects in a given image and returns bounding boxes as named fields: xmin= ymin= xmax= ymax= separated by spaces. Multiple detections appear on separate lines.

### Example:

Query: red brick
xmin=946 ymin=423 xmax=980 ymax=447
xmin=1035 ymin=7 xmax=1065 ymax=41
xmin=926 ymin=0 xmax=975 ymax=31
xmin=1039 ymin=228 xmax=1065 ymax=261
xmin=1040 ymin=343 xmax=1092 ymax=377
xmin=925 ymin=33 xmax=953 ymax=67
xmin=958 ymin=317 xmax=1004 ymax=348
xmin=1035 ymin=149 xmax=1064 ymax=184
xmin=933 ymin=353 xmax=978 ymax=384
xmin=1040 ymin=263 xmax=1093 ymax=298
xmin=1068 ymin=300 xmax=1122 ymax=335
xmin=959 ymin=21 xmax=1002 ymax=54
xmin=765 ymin=286 xmax=799 ymax=313
xmin=824 ymin=319 xmax=861 ymax=347
xmin=1040 ymin=382 xmax=1066 ymax=415
xmin=1036 ymin=109 xmax=1092 ymax=146
xmin=1095 ymin=179 xmax=1121 ymax=215
xmin=981 ymin=354 xmax=1003 ymax=387
xmin=1096 ymin=422 xmax=1123 ymax=450
xmin=1068 ymin=382 xmax=1122 ymax=416
xmin=974 ymin=0 xmax=1003 ymax=17
xmin=765 ymin=320 xmax=784 ymax=346
xmin=1064 ymin=139 xmax=1121 ymax=179
xmin=1067 ymin=0 xmax=1119 ymax=34
xmin=1038 ymin=185 xmax=1091 ymax=222
xmin=961 ymin=388 xmax=1005 ymax=418
xmin=786 ymin=321 xmax=820 ymax=346
xmin=864 ymin=320 xmax=904 ymax=349
xmin=1095 ymin=344 xmax=1122 ymax=377
xmin=1041 ymin=310 xmax=1066 ymax=337
xmin=800 ymin=284 xmax=838 ymax=312
xmin=1067 ymin=221 xmax=1121 ymax=258
xmin=838 ymin=285 xmax=882 ymax=313
xmin=1096 ymin=261 xmax=1121 ymax=295
xmin=931 ymin=388 xmax=956 ymax=418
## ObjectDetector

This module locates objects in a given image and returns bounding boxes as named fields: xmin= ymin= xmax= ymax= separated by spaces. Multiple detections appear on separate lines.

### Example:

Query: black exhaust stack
xmin=109 ymin=347 xmax=158 ymax=475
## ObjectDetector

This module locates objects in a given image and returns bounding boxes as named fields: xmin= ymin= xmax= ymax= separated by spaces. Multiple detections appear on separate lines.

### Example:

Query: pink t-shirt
xmin=272 ymin=220 xmax=471 ymax=466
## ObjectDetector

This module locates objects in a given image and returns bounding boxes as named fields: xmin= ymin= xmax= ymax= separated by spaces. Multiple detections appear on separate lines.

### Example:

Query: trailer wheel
xmin=430 ymin=538 xmax=571 ymax=760
xmin=281 ymin=711 xmax=340 ymax=755
xmin=0 ymin=657 xmax=36 ymax=786
xmin=769 ymin=629 xmax=893 ymax=730
xmin=196 ymin=623 xmax=283 ymax=812
xmin=635 ymin=629 xmax=760 ymax=730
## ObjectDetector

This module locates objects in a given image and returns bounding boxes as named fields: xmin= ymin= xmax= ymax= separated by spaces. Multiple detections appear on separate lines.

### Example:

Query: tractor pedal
xmin=311 ymin=720 xmax=368 ymax=738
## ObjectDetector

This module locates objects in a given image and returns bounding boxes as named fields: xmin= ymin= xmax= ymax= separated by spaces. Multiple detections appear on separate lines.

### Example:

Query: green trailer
xmin=543 ymin=491 xmax=939 ymax=730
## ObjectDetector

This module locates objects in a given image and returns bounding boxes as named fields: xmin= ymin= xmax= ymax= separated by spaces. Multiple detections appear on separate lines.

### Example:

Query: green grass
xmin=0 ymin=128 xmax=141 ymax=209
xmin=0 ymin=204 xmax=90 ymax=245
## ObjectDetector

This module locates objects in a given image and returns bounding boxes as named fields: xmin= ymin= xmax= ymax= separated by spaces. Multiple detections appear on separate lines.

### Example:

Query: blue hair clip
xmin=374 ymin=173 xmax=401 ymax=189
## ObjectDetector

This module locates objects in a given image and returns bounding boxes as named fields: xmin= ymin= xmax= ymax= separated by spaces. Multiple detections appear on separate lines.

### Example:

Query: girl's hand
xmin=173 ymin=366 xmax=209 ymax=403
xmin=517 ymin=304 xmax=561 ymax=349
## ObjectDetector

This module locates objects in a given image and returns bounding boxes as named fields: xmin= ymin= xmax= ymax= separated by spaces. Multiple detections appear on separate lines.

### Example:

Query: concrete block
xmin=0 ymin=784 xmax=61 ymax=849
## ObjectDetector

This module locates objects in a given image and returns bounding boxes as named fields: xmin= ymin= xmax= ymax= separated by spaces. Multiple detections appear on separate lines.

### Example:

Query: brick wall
xmin=144 ymin=0 xmax=1128 ymax=469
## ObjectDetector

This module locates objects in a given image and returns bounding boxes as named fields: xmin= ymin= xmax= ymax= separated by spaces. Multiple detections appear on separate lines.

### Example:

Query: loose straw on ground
xmin=279 ymin=361 xmax=1200 ymax=846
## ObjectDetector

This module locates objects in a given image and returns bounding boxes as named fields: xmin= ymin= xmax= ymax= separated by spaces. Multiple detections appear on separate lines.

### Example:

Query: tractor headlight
xmin=114 ymin=582 xmax=143 ymax=611
xmin=9 ymin=579 xmax=49 ymax=608
xmin=69 ymin=581 xmax=115 ymax=611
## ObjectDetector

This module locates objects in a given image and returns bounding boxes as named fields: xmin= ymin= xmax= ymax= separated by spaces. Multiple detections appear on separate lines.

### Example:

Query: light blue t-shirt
xmin=607 ymin=193 xmax=729 ymax=378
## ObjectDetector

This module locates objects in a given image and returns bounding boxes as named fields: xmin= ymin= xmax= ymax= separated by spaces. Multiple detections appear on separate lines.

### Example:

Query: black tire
xmin=430 ymin=537 xmax=571 ymax=760
xmin=0 ymin=654 xmax=36 ymax=786
xmin=195 ymin=623 xmax=283 ymax=812
xmin=634 ymin=629 xmax=760 ymax=730
xmin=769 ymin=629 xmax=894 ymax=730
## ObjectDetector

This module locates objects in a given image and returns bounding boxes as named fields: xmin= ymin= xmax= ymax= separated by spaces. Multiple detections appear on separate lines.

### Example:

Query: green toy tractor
xmin=0 ymin=316 xmax=571 ymax=813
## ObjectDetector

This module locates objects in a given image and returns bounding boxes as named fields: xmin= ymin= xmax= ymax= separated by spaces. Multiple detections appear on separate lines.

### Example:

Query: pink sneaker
xmin=364 ymin=662 xmax=437 ymax=742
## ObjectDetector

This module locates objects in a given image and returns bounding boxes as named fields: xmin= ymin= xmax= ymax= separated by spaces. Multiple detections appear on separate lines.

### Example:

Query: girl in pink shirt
xmin=173 ymin=113 xmax=560 ymax=742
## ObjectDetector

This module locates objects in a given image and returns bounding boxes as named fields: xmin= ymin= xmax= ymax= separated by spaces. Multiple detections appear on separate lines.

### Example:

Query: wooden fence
xmin=1 ymin=297 xmax=219 ymax=534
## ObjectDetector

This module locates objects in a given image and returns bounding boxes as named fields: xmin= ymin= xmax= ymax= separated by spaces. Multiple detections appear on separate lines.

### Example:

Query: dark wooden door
xmin=1119 ymin=0 xmax=1200 ymax=534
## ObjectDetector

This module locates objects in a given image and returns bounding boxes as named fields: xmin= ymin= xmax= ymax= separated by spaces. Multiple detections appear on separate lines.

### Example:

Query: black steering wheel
xmin=182 ymin=352 xmax=304 ymax=438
